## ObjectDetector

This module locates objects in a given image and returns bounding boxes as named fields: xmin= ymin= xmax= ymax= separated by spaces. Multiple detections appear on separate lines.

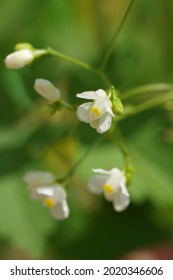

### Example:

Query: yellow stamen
xmin=90 ymin=107 xmax=101 ymax=116
xmin=44 ymin=197 xmax=55 ymax=208
xmin=103 ymin=184 xmax=114 ymax=193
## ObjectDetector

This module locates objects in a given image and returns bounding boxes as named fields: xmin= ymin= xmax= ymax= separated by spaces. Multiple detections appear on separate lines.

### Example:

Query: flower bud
xmin=34 ymin=79 xmax=61 ymax=102
xmin=125 ymin=163 xmax=135 ymax=186
xmin=112 ymin=97 xmax=124 ymax=116
xmin=4 ymin=43 xmax=47 ymax=69
xmin=15 ymin=43 xmax=34 ymax=51
xmin=4 ymin=49 xmax=34 ymax=69
xmin=107 ymin=86 xmax=124 ymax=116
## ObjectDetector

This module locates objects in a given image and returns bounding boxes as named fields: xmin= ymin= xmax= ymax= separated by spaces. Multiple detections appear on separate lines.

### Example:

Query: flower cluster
xmin=4 ymin=46 xmax=124 ymax=134
xmin=5 ymin=44 xmax=131 ymax=221
xmin=23 ymin=171 xmax=69 ymax=220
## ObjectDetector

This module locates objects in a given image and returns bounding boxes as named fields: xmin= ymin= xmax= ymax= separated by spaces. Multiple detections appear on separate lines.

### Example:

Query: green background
xmin=0 ymin=0 xmax=173 ymax=259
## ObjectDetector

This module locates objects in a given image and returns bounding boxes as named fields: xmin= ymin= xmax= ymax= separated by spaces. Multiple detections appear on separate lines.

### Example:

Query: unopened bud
xmin=4 ymin=43 xmax=47 ymax=69
xmin=125 ymin=164 xmax=135 ymax=186
xmin=4 ymin=49 xmax=34 ymax=69
xmin=112 ymin=97 xmax=124 ymax=116
xmin=34 ymin=79 xmax=61 ymax=102
xmin=15 ymin=43 xmax=34 ymax=51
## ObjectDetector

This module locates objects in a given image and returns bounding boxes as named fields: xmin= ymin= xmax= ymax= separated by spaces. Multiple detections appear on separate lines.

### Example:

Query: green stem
xmin=111 ymin=125 xmax=130 ymax=159
xmin=99 ymin=0 xmax=134 ymax=71
xmin=58 ymin=136 xmax=101 ymax=183
xmin=112 ymin=126 xmax=134 ymax=185
xmin=99 ymin=72 xmax=112 ymax=87
xmin=47 ymin=47 xmax=97 ymax=74
xmin=120 ymin=90 xmax=173 ymax=120
xmin=59 ymin=100 xmax=76 ymax=111
xmin=121 ymin=83 xmax=173 ymax=101
xmin=46 ymin=47 xmax=111 ymax=87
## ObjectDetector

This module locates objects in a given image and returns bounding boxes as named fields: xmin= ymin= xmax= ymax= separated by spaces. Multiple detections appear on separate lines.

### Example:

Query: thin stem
xmin=99 ymin=72 xmax=112 ymax=87
xmin=114 ymin=127 xmax=130 ymax=158
xmin=46 ymin=47 xmax=112 ymax=88
xmin=119 ymin=90 xmax=173 ymax=120
xmin=121 ymin=83 xmax=173 ymax=101
xmin=47 ymin=47 xmax=97 ymax=74
xmin=99 ymin=0 xmax=134 ymax=71
xmin=111 ymin=126 xmax=134 ymax=185
xmin=58 ymin=136 xmax=101 ymax=183
xmin=59 ymin=100 xmax=76 ymax=111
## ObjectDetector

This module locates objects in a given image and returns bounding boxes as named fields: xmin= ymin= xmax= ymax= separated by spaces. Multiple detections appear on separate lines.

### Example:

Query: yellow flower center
xmin=44 ymin=197 xmax=55 ymax=208
xmin=90 ymin=107 xmax=101 ymax=117
xmin=103 ymin=184 xmax=114 ymax=193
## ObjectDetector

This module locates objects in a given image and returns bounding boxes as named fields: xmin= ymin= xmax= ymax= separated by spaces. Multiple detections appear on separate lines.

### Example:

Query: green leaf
xmin=2 ymin=70 xmax=33 ymax=109
xmin=0 ymin=173 xmax=55 ymax=257
xmin=128 ymin=114 xmax=173 ymax=208
xmin=0 ymin=122 xmax=39 ymax=151
xmin=78 ymin=143 xmax=123 ymax=179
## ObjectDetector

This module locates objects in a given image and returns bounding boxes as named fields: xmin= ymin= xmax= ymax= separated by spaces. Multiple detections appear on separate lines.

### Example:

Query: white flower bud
xmin=34 ymin=79 xmax=61 ymax=102
xmin=4 ymin=49 xmax=34 ymax=69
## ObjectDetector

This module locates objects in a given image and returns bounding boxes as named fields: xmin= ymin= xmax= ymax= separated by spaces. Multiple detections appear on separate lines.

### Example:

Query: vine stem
xmin=119 ymin=90 xmax=173 ymax=120
xmin=98 ymin=0 xmax=134 ymax=71
xmin=46 ymin=47 xmax=111 ymax=87
xmin=121 ymin=83 xmax=173 ymax=101
xmin=47 ymin=47 xmax=97 ymax=74
xmin=58 ymin=136 xmax=101 ymax=184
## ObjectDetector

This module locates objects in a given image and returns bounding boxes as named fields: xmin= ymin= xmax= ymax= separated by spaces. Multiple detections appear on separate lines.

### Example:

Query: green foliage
xmin=0 ymin=0 xmax=173 ymax=259
xmin=0 ymin=174 xmax=54 ymax=258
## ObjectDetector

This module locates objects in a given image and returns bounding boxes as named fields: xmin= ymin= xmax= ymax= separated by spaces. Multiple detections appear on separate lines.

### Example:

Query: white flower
xmin=88 ymin=168 xmax=130 ymax=211
xmin=4 ymin=49 xmax=34 ymax=69
xmin=36 ymin=185 xmax=69 ymax=220
xmin=76 ymin=89 xmax=114 ymax=133
xmin=23 ymin=171 xmax=69 ymax=220
xmin=34 ymin=79 xmax=61 ymax=102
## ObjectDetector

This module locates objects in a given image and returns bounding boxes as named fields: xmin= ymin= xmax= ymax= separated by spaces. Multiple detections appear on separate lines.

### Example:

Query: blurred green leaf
xmin=0 ymin=174 xmax=55 ymax=257
xmin=0 ymin=122 xmax=39 ymax=151
xmin=2 ymin=70 xmax=33 ymax=109
xmin=128 ymin=114 xmax=173 ymax=208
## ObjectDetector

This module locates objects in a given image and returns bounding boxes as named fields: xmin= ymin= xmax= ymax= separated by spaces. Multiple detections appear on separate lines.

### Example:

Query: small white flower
xmin=23 ymin=171 xmax=69 ymax=220
xmin=36 ymin=185 xmax=69 ymax=220
xmin=88 ymin=168 xmax=130 ymax=211
xmin=4 ymin=49 xmax=34 ymax=69
xmin=76 ymin=89 xmax=114 ymax=133
xmin=34 ymin=79 xmax=61 ymax=102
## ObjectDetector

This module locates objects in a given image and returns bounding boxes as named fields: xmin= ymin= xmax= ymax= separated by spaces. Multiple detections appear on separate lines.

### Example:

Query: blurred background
xmin=0 ymin=0 xmax=173 ymax=260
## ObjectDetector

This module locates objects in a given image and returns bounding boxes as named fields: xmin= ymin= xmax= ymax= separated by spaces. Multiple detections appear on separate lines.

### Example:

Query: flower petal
xmin=76 ymin=91 xmax=98 ymax=100
xmin=96 ymin=113 xmax=112 ymax=133
xmin=53 ymin=186 xmax=67 ymax=202
xmin=112 ymin=186 xmax=130 ymax=211
xmin=88 ymin=174 xmax=109 ymax=194
xmin=76 ymin=102 xmax=92 ymax=123
xmin=51 ymin=200 xmax=70 ymax=220
xmin=95 ymin=89 xmax=107 ymax=98
xmin=36 ymin=186 xmax=54 ymax=197
xmin=23 ymin=171 xmax=55 ymax=187
xmin=92 ymin=168 xmax=112 ymax=175
xmin=90 ymin=119 xmax=99 ymax=128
